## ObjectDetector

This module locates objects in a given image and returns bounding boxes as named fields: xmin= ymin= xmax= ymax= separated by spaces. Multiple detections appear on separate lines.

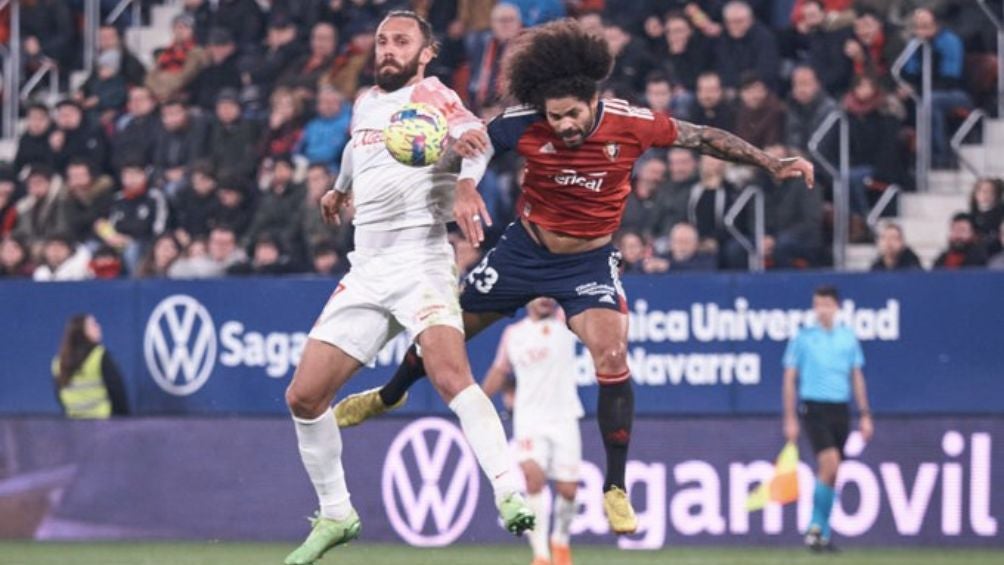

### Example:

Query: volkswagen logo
xmin=382 ymin=417 xmax=480 ymax=546
xmin=144 ymin=295 xmax=217 ymax=396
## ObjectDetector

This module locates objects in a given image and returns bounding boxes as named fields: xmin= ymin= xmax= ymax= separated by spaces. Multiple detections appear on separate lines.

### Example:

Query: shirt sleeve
xmin=486 ymin=107 xmax=540 ymax=154
xmin=333 ymin=145 xmax=353 ymax=193
xmin=413 ymin=78 xmax=483 ymax=139
xmin=460 ymin=107 xmax=538 ymax=182
xmin=639 ymin=111 xmax=679 ymax=150
xmin=458 ymin=144 xmax=496 ymax=184
xmin=782 ymin=333 xmax=801 ymax=370
xmin=851 ymin=334 xmax=865 ymax=369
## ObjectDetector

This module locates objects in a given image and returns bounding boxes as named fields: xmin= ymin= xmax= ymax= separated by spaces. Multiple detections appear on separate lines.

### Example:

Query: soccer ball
xmin=383 ymin=102 xmax=449 ymax=167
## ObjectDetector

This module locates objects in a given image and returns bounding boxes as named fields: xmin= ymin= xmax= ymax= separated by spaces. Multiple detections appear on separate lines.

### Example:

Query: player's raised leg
xmin=283 ymin=339 xmax=363 ymax=565
xmin=334 ymin=311 xmax=505 ymax=427
xmin=568 ymin=307 xmax=637 ymax=534
xmin=419 ymin=324 xmax=535 ymax=535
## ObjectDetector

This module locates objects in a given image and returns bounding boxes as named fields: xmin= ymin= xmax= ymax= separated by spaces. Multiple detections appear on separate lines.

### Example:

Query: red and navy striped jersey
xmin=487 ymin=98 xmax=678 ymax=238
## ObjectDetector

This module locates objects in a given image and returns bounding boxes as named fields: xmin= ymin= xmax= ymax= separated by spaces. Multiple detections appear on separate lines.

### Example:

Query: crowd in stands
xmin=0 ymin=0 xmax=1002 ymax=282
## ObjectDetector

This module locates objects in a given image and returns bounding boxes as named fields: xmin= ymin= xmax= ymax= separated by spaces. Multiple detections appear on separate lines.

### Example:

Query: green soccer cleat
xmin=334 ymin=388 xmax=408 ymax=428
xmin=284 ymin=510 xmax=361 ymax=565
xmin=498 ymin=492 xmax=536 ymax=536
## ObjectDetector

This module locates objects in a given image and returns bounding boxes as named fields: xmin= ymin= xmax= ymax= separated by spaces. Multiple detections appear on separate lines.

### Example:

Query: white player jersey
xmin=337 ymin=77 xmax=482 ymax=231
xmin=496 ymin=316 xmax=585 ymax=430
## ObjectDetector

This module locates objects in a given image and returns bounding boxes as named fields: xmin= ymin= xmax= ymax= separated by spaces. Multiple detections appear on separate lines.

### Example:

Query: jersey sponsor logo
xmin=352 ymin=130 xmax=385 ymax=147
xmin=554 ymin=169 xmax=608 ymax=192
xmin=144 ymin=295 xmax=217 ymax=396
xmin=382 ymin=418 xmax=480 ymax=546
xmin=539 ymin=142 xmax=556 ymax=154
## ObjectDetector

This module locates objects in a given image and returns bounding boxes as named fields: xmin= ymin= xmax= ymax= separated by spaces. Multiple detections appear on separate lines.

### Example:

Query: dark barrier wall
xmin=0 ymin=417 xmax=999 ymax=547
xmin=1 ymin=271 xmax=1002 ymax=416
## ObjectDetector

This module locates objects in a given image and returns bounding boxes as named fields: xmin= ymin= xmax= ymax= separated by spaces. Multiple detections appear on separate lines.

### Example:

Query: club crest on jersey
xmin=604 ymin=142 xmax=620 ymax=161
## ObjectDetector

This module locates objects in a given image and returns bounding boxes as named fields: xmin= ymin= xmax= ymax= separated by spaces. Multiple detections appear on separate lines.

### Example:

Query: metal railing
xmin=892 ymin=38 xmax=932 ymax=193
xmin=951 ymin=109 xmax=987 ymax=178
xmin=723 ymin=185 xmax=765 ymax=272
xmin=83 ymin=0 xmax=102 ymax=77
xmin=977 ymin=0 xmax=1004 ymax=119
xmin=808 ymin=109 xmax=850 ymax=270
xmin=19 ymin=58 xmax=60 ymax=105
xmin=866 ymin=184 xmax=901 ymax=233
xmin=82 ymin=0 xmax=144 ymax=77
xmin=106 ymin=0 xmax=143 ymax=27
xmin=1 ymin=0 xmax=18 ymax=141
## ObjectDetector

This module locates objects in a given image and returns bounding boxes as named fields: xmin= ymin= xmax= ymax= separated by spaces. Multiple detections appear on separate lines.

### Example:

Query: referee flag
xmin=746 ymin=442 xmax=800 ymax=511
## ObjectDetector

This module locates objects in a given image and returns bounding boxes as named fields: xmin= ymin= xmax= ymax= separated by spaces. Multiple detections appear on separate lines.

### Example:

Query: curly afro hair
xmin=502 ymin=19 xmax=613 ymax=109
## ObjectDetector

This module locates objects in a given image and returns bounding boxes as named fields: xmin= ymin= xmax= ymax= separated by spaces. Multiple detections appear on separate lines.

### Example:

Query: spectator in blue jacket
xmin=296 ymin=86 xmax=351 ymax=172
xmin=902 ymin=7 xmax=970 ymax=167
xmin=504 ymin=0 xmax=564 ymax=27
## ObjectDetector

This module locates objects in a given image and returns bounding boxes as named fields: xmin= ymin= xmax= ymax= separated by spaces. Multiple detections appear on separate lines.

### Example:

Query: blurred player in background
xmin=282 ymin=11 xmax=533 ymax=565
xmin=337 ymin=19 xmax=814 ymax=535
xmin=482 ymin=298 xmax=583 ymax=565
xmin=783 ymin=285 xmax=874 ymax=552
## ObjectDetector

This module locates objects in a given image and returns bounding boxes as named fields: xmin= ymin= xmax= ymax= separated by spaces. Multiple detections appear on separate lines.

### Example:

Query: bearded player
xmin=334 ymin=19 xmax=814 ymax=535
xmin=482 ymin=298 xmax=583 ymax=565
xmin=282 ymin=11 xmax=534 ymax=565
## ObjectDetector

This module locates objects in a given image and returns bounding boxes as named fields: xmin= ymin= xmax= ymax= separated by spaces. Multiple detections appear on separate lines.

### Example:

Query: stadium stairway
xmin=126 ymin=1 xmax=184 ymax=70
xmin=846 ymin=117 xmax=1004 ymax=270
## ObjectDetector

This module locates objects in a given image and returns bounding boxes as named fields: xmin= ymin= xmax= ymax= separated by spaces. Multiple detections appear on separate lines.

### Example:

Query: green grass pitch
xmin=1 ymin=543 xmax=1002 ymax=565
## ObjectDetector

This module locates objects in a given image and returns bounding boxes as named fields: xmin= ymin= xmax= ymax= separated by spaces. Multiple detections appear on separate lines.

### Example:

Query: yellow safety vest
xmin=52 ymin=346 xmax=112 ymax=419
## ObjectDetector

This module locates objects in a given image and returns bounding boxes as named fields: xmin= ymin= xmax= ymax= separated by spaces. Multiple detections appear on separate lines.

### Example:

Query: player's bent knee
xmin=285 ymin=385 xmax=327 ymax=419
xmin=592 ymin=344 xmax=629 ymax=375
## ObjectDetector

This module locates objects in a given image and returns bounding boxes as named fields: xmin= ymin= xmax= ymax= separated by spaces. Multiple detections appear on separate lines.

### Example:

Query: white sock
xmin=526 ymin=491 xmax=550 ymax=559
xmin=551 ymin=494 xmax=576 ymax=545
xmin=448 ymin=385 xmax=520 ymax=504
xmin=293 ymin=410 xmax=353 ymax=521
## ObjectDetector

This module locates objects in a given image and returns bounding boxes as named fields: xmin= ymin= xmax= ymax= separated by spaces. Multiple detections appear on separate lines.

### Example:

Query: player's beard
xmin=376 ymin=54 xmax=422 ymax=92
xmin=557 ymin=110 xmax=595 ymax=148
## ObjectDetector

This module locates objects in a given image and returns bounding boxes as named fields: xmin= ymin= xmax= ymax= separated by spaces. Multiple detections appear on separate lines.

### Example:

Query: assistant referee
xmin=782 ymin=285 xmax=873 ymax=552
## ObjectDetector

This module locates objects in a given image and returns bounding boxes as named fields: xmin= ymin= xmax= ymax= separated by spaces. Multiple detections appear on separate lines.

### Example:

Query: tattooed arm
xmin=672 ymin=119 xmax=815 ymax=188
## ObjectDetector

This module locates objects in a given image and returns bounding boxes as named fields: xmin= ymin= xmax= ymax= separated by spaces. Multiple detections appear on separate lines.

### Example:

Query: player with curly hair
xmin=335 ymin=19 xmax=814 ymax=536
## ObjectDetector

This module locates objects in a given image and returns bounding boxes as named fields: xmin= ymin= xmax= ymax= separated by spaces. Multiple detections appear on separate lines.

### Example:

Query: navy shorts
xmin=460 ymin=221 xmax=627 ymax=319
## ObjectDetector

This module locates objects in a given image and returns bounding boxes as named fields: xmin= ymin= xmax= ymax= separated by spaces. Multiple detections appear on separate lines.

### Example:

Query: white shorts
xmin=308 ymin=237 xmax=463 ymax=365
xmin=514 ymin=418 xmax=582 ymax=483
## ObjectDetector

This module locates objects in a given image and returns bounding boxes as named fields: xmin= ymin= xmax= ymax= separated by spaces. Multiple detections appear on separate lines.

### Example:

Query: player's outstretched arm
xmin=672 ymin=119 xmax=815 ymax=188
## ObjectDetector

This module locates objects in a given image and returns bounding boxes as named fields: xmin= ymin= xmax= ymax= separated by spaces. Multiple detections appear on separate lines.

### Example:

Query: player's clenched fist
xmin=321 ymin=190 xmax=351 ymax=226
